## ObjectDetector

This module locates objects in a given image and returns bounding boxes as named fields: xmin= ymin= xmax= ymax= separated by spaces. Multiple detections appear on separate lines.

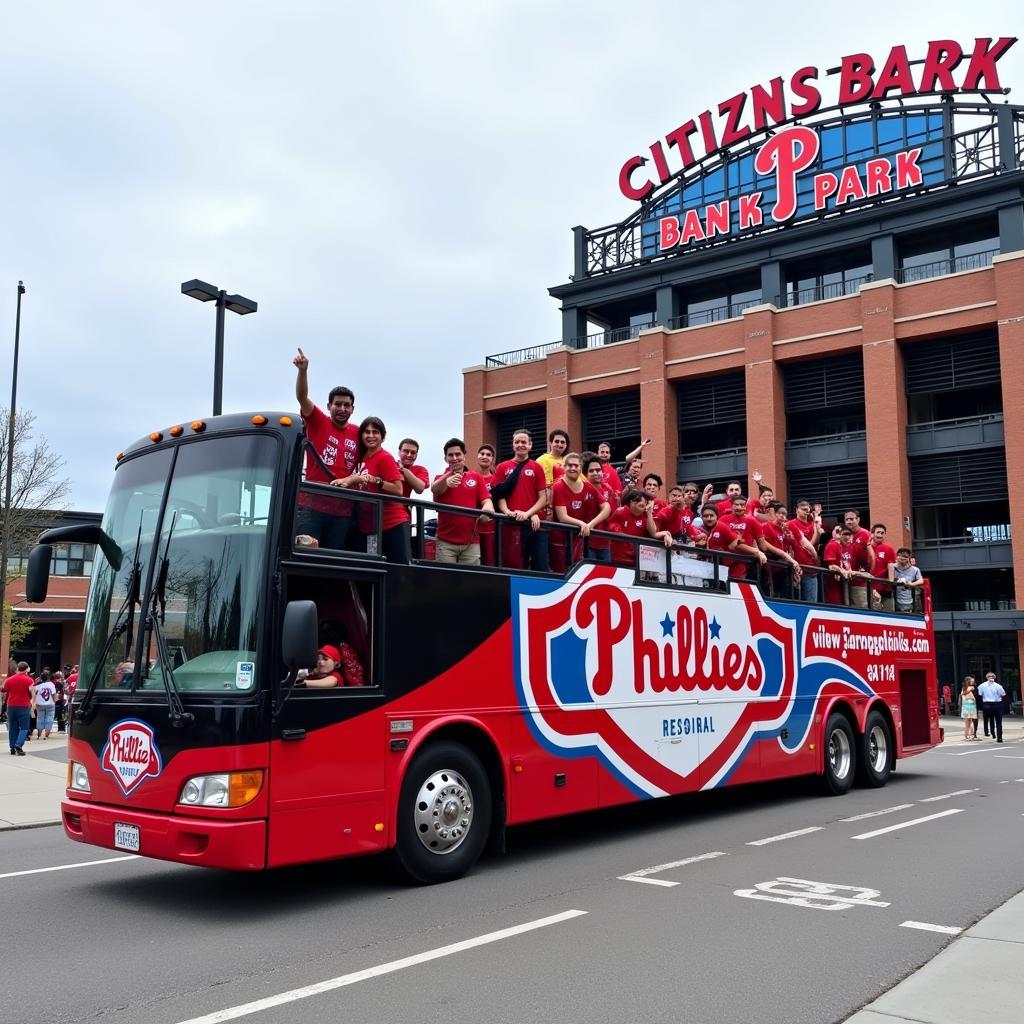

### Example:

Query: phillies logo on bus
xmin=513 ymin=566 xmax=799 ymax=797
xmin=100 ymin=719 xmax=163 ymax=796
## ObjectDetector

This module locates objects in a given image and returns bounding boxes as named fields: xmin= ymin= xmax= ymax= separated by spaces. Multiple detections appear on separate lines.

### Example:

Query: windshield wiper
xmin=76 ymin=517 xmax=144 ymax=724
xmin=143 ymin=513 xmax=193 ymax=728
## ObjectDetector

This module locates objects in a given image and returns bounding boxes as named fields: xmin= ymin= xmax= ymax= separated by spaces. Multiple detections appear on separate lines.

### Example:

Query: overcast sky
xmin=1 ymin=2 xmax=1020 ymax=511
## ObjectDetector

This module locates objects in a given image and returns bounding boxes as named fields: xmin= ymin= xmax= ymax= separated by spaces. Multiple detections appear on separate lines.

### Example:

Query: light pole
xmin=1 ymin=281 xmax=26 ymax=671
xmin=180 ymin=279 xmax=258 ymax=416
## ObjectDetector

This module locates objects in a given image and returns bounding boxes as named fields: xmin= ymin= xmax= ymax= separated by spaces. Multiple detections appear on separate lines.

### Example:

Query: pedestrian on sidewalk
xmin=33 ymin=673 xmax=57 ymax=739
xmin=1 ymin=662 xmax=35 ymax=755
xmin=978 ymin=671 xmax=1007 ymax=743
xmin=960 ymin=677 xmax=978 ymax=741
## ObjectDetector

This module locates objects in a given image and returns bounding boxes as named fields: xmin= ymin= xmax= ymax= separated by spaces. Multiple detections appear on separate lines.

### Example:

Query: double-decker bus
xmin=27 ymin=412 xmax=941 ymax=882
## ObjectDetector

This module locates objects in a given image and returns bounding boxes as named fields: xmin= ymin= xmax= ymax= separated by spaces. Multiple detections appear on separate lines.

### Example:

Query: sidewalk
xmin=0 ymin=725 xmax=68 ymax=829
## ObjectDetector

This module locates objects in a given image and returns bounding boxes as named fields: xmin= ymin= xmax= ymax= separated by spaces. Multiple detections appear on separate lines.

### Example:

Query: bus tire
xmin=856 ymin=711 xmax=893 ymax=788
xmin=395 ymin=741 xmax=491 ymax=884
xmin=821 ymin=713 xmax=856 ymax=796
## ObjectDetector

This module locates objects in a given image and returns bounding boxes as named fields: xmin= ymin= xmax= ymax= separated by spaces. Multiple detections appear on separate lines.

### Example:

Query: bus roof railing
xmin=293 ymin=480 xmax=930 ymax=615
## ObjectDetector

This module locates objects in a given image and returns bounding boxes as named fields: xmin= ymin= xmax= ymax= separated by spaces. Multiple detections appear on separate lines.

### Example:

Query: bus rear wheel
xmin=856 ymin=711 xmax=893 ymax=788
xmin=395 ymin=741 xmax=491 ymax=884
xmin=822 ymin=713 xmax=856 ymax=795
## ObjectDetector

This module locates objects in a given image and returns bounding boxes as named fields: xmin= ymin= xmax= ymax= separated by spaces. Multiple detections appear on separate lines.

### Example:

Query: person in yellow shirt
xmin=536 ymin=429 xmax=569 ymax=571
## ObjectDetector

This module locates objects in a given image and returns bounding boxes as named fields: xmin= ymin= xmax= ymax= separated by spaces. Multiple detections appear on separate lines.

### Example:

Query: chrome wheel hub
xmin=413 ymin=769 xmax=474 ymax=854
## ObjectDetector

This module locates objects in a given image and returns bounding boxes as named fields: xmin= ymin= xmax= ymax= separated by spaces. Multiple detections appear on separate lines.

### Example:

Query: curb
xmin=0 ymin=819 xmax=62 ymax=833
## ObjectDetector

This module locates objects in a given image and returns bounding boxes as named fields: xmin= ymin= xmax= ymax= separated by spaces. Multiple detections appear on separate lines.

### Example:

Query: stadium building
xmin=462 ymin=37 xmax=1024 ymax=700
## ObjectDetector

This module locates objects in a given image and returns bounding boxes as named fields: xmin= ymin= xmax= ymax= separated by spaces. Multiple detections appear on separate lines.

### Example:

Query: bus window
xmin=286 ymin=575 xmax=375 ymax=689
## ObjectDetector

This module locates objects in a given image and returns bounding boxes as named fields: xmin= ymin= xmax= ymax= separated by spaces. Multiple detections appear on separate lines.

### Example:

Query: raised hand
xmin=293 ymin=347 xmax=309 ymax=371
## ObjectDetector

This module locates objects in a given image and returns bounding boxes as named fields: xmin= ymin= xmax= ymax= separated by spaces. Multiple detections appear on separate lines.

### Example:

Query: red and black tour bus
xmin=26 ymin=412 xmax=941 ymax=882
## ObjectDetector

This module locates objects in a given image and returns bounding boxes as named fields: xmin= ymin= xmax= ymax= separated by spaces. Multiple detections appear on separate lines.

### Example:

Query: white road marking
xmin=994 ymin=755 xmax=1024 ymax=759
xmin=919 ymin=789 xmax=978 ymax=802
xmin=735 ymin=878 xmax=889 ymax=911
xmin=0 ymin=855 xmax=137 ymax=880
xmin=172 ymin=909 xmax=588 ymax=1024
xmin=948 ymin=744 xmax=1020 ymax=756
xmin=746 ymin=827 xmax=823 ymax=846
xmin=840 ymin=804 xmax=914 ymax=822
xmin=852 ymin=808 xmax=963 ymax=840
xmin=900 ymin=921 xmax=963 ymax=936
xmin=618 ymin=851 xmax=727 ymax=887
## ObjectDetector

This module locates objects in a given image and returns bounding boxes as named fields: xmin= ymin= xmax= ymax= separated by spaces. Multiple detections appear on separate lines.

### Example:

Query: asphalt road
xmin=2 ymin=737 xmax=1022 ymax=1024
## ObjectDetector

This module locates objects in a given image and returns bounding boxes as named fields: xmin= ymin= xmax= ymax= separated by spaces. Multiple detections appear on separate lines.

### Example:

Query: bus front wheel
xmin=822 ymin=713 xmax=856 ymax=796
xmin=395 ymin=741 xmax=492 ymax=884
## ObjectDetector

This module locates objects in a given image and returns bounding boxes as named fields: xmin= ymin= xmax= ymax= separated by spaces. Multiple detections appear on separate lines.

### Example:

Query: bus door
xmin=267 ymin=568 xmax=386 ymax=867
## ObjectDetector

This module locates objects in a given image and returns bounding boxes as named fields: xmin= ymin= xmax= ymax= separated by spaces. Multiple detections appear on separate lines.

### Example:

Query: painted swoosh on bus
xmin=512 ymin=565 xmax=877 ymax=798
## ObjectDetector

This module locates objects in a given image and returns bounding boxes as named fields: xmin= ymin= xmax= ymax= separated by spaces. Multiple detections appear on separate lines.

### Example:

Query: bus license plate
xmin=114 ymin=823 xmax=140 ymax=853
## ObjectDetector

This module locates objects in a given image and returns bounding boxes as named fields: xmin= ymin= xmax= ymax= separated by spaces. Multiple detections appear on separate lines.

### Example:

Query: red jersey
xmin=761 ymin=520 xmax=792 ymax=556
xmin=705 ymin=521 xmax=746 ymax=578
xmin=822 ymin=538 xmax=851 ymax=603
xmin=356 ymin=448 xmax=406 ymax=532
xmin=715 ymin=498 xmax=736 ymax=516
xmin=400 ymin=464 xmax=430 ymax=499
xmin=787 ymin=517 xmax=820 ymax=566
xmin=871 ymin=542 xmax=897 ymax=579
xmin=475 ymin=473 xmax=498 ymax=535
xmin=847 ymin=528 xmax=873 ymax=587
xmin=553 ymin=479 xmax=604 ymax=524
xmin=588 ymin=483 xmax=618 ymax=550
xmin=433 ymin=470 xmax=490 ymax=545
xmin=2 ymin=672 xmax=34 ymax=708
xmin=646 ymin=498 xmax=667 ymax=517
xmin=655 ymin=504 xmax=697 ymax=536
xmin=300 ymin=406 xmax=359 ymax=513
xmin=494 ymin=459 xmax=546 ymax=514
xmin=720 ymin=512 xmax=763 ymax=547
xmin=609 ymin=506 xmax=649 ymax=565
xmin=601 ymin=462 xmax=623 ymax=493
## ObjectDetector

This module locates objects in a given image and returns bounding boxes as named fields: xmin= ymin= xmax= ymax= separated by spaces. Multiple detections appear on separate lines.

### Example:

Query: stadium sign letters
xmin=620 ymin=38 xmax=1017 ymax=208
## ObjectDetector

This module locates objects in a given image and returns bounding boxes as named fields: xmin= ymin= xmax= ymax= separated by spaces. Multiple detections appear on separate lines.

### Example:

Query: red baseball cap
xmin=318 ymin=644 xmax=341 ymax=663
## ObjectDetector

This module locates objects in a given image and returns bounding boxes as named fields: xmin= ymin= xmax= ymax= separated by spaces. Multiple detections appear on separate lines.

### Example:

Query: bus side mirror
xmin=282 ymin=600 xmax=318 ymax=672
xmin=25 ymin=545 xmax=52 ymax=603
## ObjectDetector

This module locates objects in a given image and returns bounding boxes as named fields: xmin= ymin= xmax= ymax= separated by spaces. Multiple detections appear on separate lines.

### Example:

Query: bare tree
xmin=1 ymin=407 xmax=72 ymax=651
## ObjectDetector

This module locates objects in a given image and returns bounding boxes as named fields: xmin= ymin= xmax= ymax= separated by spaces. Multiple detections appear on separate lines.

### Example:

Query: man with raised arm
xmin=293 ymin=347 xmax=360 ymax=550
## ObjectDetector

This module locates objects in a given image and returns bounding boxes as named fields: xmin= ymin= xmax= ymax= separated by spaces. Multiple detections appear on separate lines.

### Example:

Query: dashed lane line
xmin=840 ymin=804 xmax=914 ymax=822
xmin=948 ymin=744 xmax=1021 ymax=756
xmin=0 ymin=855 xmax=137 ymax=880
xmin=852 ymin=808 xmax=963 ymax=840
xmin=746 ymin=827 xmax=823 ymax=846
xmin=172 ymin=909 xmax=589 ymax=1024
xmin=900 ymin=921 xmax=963 ymax=936
xmin=618 ymin=851 xmax=728 ymax=887
xmin=919 ymin=788 xmax=979 ymax=802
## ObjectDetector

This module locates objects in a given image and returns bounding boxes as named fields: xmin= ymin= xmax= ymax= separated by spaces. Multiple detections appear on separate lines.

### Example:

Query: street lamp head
xmin=224 ymin=294 xmax=258 ymax=316
xmin=181 ymin=279 xmax=219 ymax=302
xmin=17 ymin=281 xmax=25 ymax=295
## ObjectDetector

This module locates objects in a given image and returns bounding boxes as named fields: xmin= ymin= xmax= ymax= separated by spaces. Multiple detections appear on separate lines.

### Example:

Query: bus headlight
xmin=68 ymin=761 xmax=90 ymax=793
xmin=178 ymin=771 xmax=264 ymax=808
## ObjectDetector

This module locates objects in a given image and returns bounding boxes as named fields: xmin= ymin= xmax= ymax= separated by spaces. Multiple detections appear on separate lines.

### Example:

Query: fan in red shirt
xmin=429 ymin=438 xmax=495 ymax=565
xmin=2 ymin=663 xmax=35 ymax=754
xmin=823 ymin=526 xmax=858 ymax=604
xmin=719 ymin=495 xmax=768 ymax=578
xmin=700 ymin=505 xmax=765 ymax=580
xmin=333 ymin=416 xmax=408 ymax=564
xmin=761 ymin=503 xmax=803 ymax=598
xmin=397 ymin=438 xmax=430 ymax=500
xmin=583 ymin=454 xmax=618 ymax=560
xmin=474 ymin=444 xmax=499 ymax=566
xmin=786 ymin=499 xmax=823 ymax=601
xmin=552 ymin=453 xmax=612 ymax=563
xmin=654 ymin=485 xmax=697 ymax=536
xmin=870 ymin=523 xmax=898 ymax=610
xmin=608 ymin=491 xmax=660 ymax=567
xmin=596 ymin=442 xmax=623 ymax=494
xmin=640 ymin=474 xmax=668 ymax=517
xmin=492 ymin=430 xmax=549 ymax=571
xmin=843 ymin=510 xmax=876 ymax=608
xmin=293 ymin=348 xmax=360 ymax=550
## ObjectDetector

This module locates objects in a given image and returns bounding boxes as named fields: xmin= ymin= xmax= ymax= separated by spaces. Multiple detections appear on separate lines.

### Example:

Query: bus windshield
xmin=81 ymin=434 xmax=277 ymax=694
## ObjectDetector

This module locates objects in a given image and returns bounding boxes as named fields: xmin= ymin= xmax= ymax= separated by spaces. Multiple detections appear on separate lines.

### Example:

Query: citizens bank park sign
xmin=583 ymin=37 xmax=1020 ymax=276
